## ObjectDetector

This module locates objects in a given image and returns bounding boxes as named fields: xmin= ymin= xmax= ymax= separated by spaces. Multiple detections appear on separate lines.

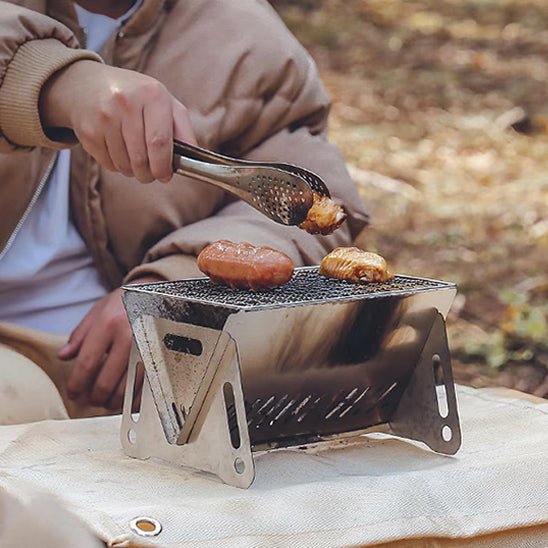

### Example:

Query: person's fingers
xmin=76 ymin=133 xmax=116 ymax=171
xmin=132 ymin=391 xmax=142 ymax=414
xmin=66 ymin=323 xmax=111 ymax=399
xmin=105 ymin=372 xmax=127 ymax=411
xmin=107 ymin=359 xmax=145 ymax=412
xmin=143 ymin=95 xmax=173 ymax=183
xmin=104 ymin=123 xmax=132 ymax=176
xmin=106 ymin=368 xmax=135 ymax=412
xmin=58 ymin=339 xmax=81 ymax=361
xmin=130 ymin=361 xmax=145 ymax=413
xmin=74 ymin=101 xmax=118 ymax=171
xmin=89 ymin=334 xmax=132 ymax=408
xmin=134 ymin=362 xmax=145 ymax=401
xmin=172 ymin=98 xmax=197 ymax=145
xmin=44 ymin=61 xmax=196 ymax=179
xmin=121 ymin=106 xmax=154 ymax=183
xmin=58 ymin=307 xmax=96 ymax=360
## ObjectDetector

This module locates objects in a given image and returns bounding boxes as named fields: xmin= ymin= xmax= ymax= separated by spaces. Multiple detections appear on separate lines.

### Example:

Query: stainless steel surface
xmin=173 ymin=140 xmax=330 ymax=226
xmin=129 ymin=317 xmax=230 ymax=444
xmin=122 ymin=267 xmax=461 ymax=487
xmin=121 ymin=335 xmax=255 ymax=488
xmin=390 ymin=312 xmax=461 ymax=454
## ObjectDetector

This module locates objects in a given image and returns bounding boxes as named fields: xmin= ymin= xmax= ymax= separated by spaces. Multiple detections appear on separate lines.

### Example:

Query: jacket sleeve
xmin=124 ymin=1 xmax=369 ymax=283
xmin=0 ymin=2 xmax=102 ymax=152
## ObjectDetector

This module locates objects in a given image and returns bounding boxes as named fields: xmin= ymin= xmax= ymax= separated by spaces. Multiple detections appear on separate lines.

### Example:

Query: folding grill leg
xmin=389 ymin=312 xmax=461 ymax=455
xmin=121 ymin=336 xmax=255 ymax=488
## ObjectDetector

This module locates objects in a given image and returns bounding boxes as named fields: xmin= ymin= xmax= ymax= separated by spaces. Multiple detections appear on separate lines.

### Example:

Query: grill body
xmin=121 ymin=268 xmax=460 ymax=487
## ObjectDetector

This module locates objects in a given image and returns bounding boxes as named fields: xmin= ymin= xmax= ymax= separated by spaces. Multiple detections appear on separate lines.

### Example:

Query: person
xmin=0 ymin=0 xmax=368 ymax=421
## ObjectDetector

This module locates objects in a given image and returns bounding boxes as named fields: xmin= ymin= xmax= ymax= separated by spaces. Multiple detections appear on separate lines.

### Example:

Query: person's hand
xmin=40 ymin=60 xmax=196 ymax=183
xmin=58 ymin=278 xmax=156 ymax=411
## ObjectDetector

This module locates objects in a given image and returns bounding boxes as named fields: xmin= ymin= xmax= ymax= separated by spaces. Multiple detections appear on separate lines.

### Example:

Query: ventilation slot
xmin=163 ymin=334 xmax=202 ymax=356
xmin=224 ymin=382 xmax=241 ymax=449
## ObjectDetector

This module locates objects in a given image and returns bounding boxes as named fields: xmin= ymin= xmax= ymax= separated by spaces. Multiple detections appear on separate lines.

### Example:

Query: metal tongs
xmin=172 ymin=139 xmax=330 ymax=226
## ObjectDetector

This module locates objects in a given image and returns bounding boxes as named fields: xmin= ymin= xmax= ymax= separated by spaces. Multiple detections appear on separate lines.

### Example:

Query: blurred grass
xmin=275 ymin=0 xmax=548 ymax=394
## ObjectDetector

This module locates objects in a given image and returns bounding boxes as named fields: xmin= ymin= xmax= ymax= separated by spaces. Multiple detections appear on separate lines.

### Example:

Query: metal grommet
xmin=129 ymin=516 xmax=162 ymax=537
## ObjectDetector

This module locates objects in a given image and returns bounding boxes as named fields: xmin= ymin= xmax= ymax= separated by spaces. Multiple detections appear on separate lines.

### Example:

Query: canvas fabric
xmin=0 ymin=382 xmax=546 ymax=547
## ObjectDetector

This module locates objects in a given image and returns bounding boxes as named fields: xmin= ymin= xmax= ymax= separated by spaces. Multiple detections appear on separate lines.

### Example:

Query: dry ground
xmin=275 ymin=0 xmax=548 ymax=396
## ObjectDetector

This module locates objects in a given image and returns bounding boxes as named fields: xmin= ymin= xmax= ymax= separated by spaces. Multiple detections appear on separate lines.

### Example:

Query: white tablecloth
xmin=0 ymin=386 xmax=547 ymax=547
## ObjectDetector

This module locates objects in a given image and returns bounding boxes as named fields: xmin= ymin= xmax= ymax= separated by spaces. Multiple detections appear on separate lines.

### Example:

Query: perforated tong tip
xmin=172 ymin=140 xmax=330 ymax=226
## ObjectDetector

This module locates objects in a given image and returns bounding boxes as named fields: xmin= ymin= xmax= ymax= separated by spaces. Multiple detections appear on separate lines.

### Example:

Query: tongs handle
xmin=173 ymin=140 xmax=330 ymax=196
xmin=173 ymin=140 xmax=240 ymax=167
xmin=172 ymin=140 xmax=329 ymax=226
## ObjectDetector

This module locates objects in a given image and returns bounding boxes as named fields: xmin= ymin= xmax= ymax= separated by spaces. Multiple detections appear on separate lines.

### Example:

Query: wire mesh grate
xmin=128 ymin=267 xmax=454 ymax=310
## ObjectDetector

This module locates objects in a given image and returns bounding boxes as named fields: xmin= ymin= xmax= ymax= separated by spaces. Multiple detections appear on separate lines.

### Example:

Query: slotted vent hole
xmin=246 ymin=387 xmax=374 ymax=428
xmin=378 ymin=382 xmax=398 ymax=402
xmin=274 ymin=399 xmax=297 ymax=423
xmin=163 ymin=334 xmax=202 ymax=356
xmin=131 ymin=361 xmax=145 ymax=423
xmin=223 ymin=382 xmax=241 ymax=449
xmin=172 ymin=402 xmax=183 ymax=430
xmin=347 ymin=387 xmax=372 ymax=416
xmin=433 ymin=354 xmax=449 ymax=418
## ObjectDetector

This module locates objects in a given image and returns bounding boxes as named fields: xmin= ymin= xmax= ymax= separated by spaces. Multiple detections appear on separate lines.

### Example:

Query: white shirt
xmin=0 ymin=1 xmax=141 ymax=334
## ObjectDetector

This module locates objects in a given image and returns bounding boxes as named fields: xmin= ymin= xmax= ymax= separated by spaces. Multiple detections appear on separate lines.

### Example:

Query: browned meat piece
xmin=319 ymin=247 xmax=394 ymax=283
xmin=299 ymin=194 xmax=346 ymax=235
xmin=197 ymin=240 xmax=294 ymax=291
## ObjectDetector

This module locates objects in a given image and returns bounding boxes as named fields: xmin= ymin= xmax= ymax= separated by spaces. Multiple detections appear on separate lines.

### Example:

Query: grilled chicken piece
xmin=299 ymin=194 xmax=346 ymax=235
xmin=320 ymin=247 xmax=394 ymax=283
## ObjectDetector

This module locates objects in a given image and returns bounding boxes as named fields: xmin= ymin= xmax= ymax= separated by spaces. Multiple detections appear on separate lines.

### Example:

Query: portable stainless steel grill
xmin=121 ymin=267 xmax=461 ymax=488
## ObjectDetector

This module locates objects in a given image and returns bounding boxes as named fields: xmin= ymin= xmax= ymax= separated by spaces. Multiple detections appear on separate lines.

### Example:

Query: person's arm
xmin=0 ymin=2 xmax=101 ymax=152
xmin=0 ymin=2 xmax=196 ymax=182
xmin=40 ymin=60 xmax=197 ymax=183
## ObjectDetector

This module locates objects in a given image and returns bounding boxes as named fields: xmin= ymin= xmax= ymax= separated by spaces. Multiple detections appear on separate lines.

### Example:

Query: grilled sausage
xmin=320 ymin=247 xmax=394 ymax=283
xmin=197 ymin=241 xmax=294 ymax=291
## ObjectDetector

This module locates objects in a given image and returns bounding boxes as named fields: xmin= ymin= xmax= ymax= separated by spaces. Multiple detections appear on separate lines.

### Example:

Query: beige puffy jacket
xmin=0 ymin=0 xmax=369 ymax=288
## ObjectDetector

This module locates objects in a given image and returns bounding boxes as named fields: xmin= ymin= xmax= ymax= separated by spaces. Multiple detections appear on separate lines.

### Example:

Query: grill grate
xmin=130 ymin=267 xmax=454 ymax=310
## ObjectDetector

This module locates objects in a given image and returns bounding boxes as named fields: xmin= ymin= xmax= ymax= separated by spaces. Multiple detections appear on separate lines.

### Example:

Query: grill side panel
xmin=224 ymin=288 xmax=456 ymax=447
xmin=123 ymin=290 xmax=236 ymax=331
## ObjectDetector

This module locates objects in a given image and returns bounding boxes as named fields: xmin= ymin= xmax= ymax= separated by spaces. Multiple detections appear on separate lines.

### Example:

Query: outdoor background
xmin=273 ymin=0 xmax=548 ymax=397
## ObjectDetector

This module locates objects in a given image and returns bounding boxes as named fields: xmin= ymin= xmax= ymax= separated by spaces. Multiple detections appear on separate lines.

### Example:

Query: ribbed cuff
xmin=123 ymin=254 xmax=203 ymax=285
xmin=0 ymin=38 xmax=102 ymax=150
